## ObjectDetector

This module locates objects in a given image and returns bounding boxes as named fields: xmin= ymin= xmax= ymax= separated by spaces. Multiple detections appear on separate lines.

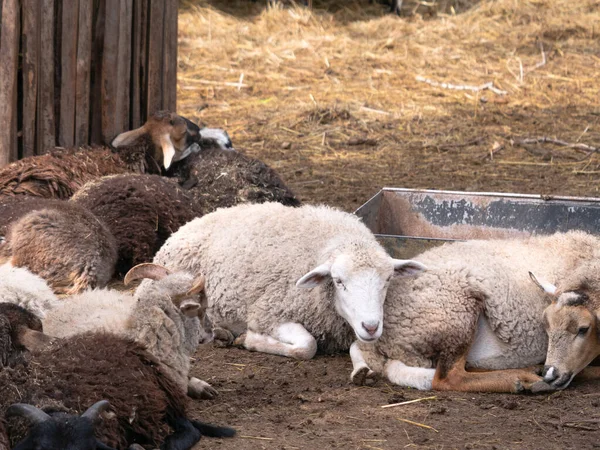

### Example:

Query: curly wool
xmin=168 ymin=148 xmax=300 ymax=212
xmin=358 ymin=230 xmax=600 ymax=378
xmin=153 ymin=202 xmax=395 ymax=354
xmin=71 ymin=174 xmax=203 ymax=276
xmin=0 ymin=264 xmax=58 ymax=319
xmin=0 ymin=333 xmax=188 ymax=450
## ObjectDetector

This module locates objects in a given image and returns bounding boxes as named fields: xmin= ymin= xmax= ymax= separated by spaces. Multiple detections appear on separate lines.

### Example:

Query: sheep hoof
xmin=530 ymin=380 xmax=556 ymax=394
xmin=351 ymin=366 xmax=372 ymax=386
xmin=213 ymin=327 xmax=236 ymax=347
xmin=188 ymin=378 xmax=219 ymax=400
xmin=233 ymin=332 xmax=247 ymax=347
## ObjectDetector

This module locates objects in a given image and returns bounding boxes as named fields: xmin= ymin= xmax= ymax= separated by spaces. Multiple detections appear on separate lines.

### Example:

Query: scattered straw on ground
xmin=177 ymin=0 xmax=600 ymax=211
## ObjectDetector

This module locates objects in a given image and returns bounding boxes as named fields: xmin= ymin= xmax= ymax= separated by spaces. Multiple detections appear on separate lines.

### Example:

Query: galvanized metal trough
xmin=354 ymin=188 xmax=600 ymax=259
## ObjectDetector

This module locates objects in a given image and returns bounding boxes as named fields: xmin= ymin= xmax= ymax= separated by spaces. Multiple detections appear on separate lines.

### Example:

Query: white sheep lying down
xmin=153 ymin=202 xmax=426 ymax=359
xmin=0 ymin=263 xmax=58 ymax=319
xmin=351 ymin=230 xmax=600 ymax=393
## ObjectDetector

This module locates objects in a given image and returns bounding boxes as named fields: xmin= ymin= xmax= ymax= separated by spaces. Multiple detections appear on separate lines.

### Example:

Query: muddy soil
xmin=189 ymin=346 xmax=600 ymax=450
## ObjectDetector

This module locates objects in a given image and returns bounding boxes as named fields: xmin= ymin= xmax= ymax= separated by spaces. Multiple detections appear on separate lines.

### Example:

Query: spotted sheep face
xmin=296 ymin=251 xmax=426 ymax=343
xmin=111 ymin=111 xmax=202 ymax=170
xmin=542 ymin=289 xmax=600 ymax=389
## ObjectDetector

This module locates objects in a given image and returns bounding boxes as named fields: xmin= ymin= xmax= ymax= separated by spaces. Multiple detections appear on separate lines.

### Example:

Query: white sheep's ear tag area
xmin=180 ymin=301 xmax=201 ymax=318
xmin=392 ymin=259 xmax=427 ymax=277
xmin=111 ymin=125 xmax=147 ymax=147
xmin=160 ymin=134 xmax=177 ymax=169
xmin=528 ymin=271 xmax=557 ymax=295
xmin=296 ymin=263 xmax=331 ymax=289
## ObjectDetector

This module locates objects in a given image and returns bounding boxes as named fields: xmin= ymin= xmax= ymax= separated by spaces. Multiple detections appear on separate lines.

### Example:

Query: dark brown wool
xmin=0 ymin=333 xmax=189 ymax=450
xmin=0 ymin=137 xmax=161 ymax=200
xmin=168 ymin=148 xmax=301 ymax=212
xmin=71 ymin=174 xmax=204 ymax=276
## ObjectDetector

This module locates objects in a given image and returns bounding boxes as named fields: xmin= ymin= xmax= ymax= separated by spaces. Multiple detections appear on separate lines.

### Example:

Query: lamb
xmin=0 ymin=264 xmax=58 ymax=320
xmin=0 ymin=111 xmax=202 ymax=199
xmin=349 ymin=230 xmax=600 ymax=393
xmin=0 ymin=199 xmax=118 ymax=295
xmin=71 ymin=174 xmax=204 ymax=276
xmin=43 ymin=263 xmax=218 ymax=400
xmin=152 ymin=202 xmax=426 ymax=360
xmin=167 ymin=147 xmax=301 ymax=212
xmin=528 ymin=265 xmax=600 ymax=390
xmin=0 ymin=306 xmax=235 ymax=449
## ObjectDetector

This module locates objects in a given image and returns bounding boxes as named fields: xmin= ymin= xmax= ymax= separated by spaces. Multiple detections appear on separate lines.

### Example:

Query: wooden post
xmin=21 ymin=0 xmax=40 ymax=158
xmin=0 ymin=0 xmax=20 ymax=165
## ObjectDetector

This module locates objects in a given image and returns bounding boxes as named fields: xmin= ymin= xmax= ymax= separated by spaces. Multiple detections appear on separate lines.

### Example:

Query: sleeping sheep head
xmin=7 ymin=400 xmax=115 ymax=450
xmin=530 ymin=271 xmax=600 ymax=390
xmin=111 ymin=111 xmax=202 ymax=170
xmin=296 ymin=242 xmax=426 ymax=343
xmin=124 ymin=263 xmax=213 ymax=347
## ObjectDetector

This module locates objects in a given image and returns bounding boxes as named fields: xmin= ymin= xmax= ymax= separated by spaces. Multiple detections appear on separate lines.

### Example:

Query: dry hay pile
xmin=178 ymin=0 xmax=600 ymax=211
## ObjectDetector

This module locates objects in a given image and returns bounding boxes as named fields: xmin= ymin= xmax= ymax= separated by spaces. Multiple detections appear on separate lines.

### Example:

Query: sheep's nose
xmin=542 ymin=365 xmax=558 ymax=382
xmin=361 ymin=321 xmax=380 ymax=336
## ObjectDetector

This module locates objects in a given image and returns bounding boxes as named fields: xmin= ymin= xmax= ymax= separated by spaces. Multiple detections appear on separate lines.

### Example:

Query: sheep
xmin=0 ymin=111 xmax=202 ymax=199
xmin=152 ymin=202 xmax=426 ymax=360
xmin=0 ymin=199 xmax=118 ymax=295
xmin=369 ymin=0 xmax=402 ymax=15
xmin=167 ymin=148 xmax=301 ymax=212
xmin=0 ymin=303 xmax=47 ymax=369
xmin=71 ymin=174 xmax=205 ymax=276
xmin=43 ymin=263 xmax=218 ymax=400
xmin=0 ymin=306 xmax=235 ymax=449
xmin=527 ymin=266 xmax=600 ymax=390
xmin=348 ymin=230 xmax=600 ymax=393
xmin=0 ymin=263 xmax=58 ymax=320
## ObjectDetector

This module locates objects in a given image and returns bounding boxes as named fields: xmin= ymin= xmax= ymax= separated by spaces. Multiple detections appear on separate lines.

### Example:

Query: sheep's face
xmin=111 ymin=111 xmax=202 ymax=170
xmin=542 ymin=292 xmax=600 ymax=390
xmin=297 ymin=254 xmax=426 ymax=343
xmin=13 ymin=416 xmax=101 ymax=450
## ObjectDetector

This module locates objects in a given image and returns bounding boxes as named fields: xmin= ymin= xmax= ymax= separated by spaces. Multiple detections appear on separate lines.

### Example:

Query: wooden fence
xmin=0 ymin=0 xmax=177 ymax=166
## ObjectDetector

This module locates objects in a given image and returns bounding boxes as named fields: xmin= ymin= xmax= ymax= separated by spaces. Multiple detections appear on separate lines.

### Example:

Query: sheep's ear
xmin=296 ymin=263 xmax=331 ymax=289
xmin=159 ymin=134 xmax=177 ymax=169
xmin=528 ymin=271 xmax=557 ymax=295
xmin=180 ymin=300 xmax=201 ymax=318
xmin=392 ymin=259 xmax=427 ymax=277
xmin=17 ymin=328 xmax=55 ymax=353
xmin=186 ymin=275 xmax=206 ymax=296
xmin=111 ymin=125 xmax=147 ymax=147
xmin=124 ymin=263 xmax=171 ymax=285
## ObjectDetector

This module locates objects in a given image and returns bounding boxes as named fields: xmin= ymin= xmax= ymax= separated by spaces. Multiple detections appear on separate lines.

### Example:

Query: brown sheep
xmin=0 ymin=111 xmax=201 ymax=199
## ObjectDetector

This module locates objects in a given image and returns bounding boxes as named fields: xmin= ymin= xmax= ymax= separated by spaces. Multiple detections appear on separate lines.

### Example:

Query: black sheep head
xmin=111 ymin=111 xmax=202 ymax=170
xmin=7 ymin=401 xmax=116 ymax=450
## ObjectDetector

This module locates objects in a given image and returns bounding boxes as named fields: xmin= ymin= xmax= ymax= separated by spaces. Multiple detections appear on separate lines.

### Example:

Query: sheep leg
xmin=350 ymin=342 xmax=378 ymax=385
xmin=160 ymin=417 xmax=201 ymax=450
xmin=239 ymin=322 xmax=317 ymax=360
xmin=432 ymin=354 xmax=548 ymax=393
xmin=188 ymin=377 xmax=218 ymax=400
xmin=573 ymin=366 xmax=600 ymax=382
xmin=383 ymin=360 xmax=436 ymax=390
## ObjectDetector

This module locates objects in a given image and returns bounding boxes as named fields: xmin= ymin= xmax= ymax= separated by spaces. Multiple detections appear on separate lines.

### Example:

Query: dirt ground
xmin=176 ymin=0 xmax=600 ymax=448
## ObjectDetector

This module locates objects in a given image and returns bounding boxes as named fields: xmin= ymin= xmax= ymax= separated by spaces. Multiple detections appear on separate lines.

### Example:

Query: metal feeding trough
xmin=354 ymin=188 xmax=600 ymax=259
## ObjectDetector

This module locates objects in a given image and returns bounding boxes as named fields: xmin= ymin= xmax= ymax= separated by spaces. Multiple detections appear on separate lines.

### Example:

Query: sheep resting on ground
xmin=71 ymin=174 xmax=204 ymax=276
xmin=0 ymin=111 xmax=202 ymax=199
xmin=350 ymin=230 xmax=600 ymax=393
xmin=0 ymin=199 xmax=117 ymax=294
xmin=153 ymin=202 xmax=425 ymax=360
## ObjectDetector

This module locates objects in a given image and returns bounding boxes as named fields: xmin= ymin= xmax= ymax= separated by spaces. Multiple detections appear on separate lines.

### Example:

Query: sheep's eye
xmin=578 ymin=326 xmax=590 ymax=337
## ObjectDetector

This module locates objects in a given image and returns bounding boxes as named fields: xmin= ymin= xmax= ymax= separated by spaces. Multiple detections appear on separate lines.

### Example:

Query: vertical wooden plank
xmin=114 ymin=0 xmax=132 ymax=135
xmin=131 ymin=0 xmax=143 ymax=128
xmin=89 ymin=0 xmax=105 ymax=144
xmin=162 ymin=0 xmax=177 ymax=112
xmin=139 ymin=0 xmax=149 ymax=121
xmin=75 ymin=0 xmax=92 ymax=145
xmin=147 ymin=0 xmax=164 ymax=115
xmin=22 ymin=0 xmax=40 ymax=158
xmin=59 ymin=0 xmax=79 ymax=147
xmin=38 ymin=0 xmax=56 ymax=153
xmin=101 ymin=0 xmax=120 ymax=142
xmin=0 ymin=0 xmax=20 ymax=165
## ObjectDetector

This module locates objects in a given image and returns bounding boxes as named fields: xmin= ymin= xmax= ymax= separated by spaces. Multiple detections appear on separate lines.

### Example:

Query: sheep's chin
xmin=354 ymin=330 xmax=382 ymax=343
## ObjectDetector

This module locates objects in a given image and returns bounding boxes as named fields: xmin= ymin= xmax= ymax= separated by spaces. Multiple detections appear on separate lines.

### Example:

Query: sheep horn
xmin=186 ymin=275 xmax=206 ymax=296
xmin=6 ymin=404 xmax=51 ymax=424
xmin=124 ymin=263 xmax=171 ymax=285
xmin=81 ymin=400 xmax=111 ymax=423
